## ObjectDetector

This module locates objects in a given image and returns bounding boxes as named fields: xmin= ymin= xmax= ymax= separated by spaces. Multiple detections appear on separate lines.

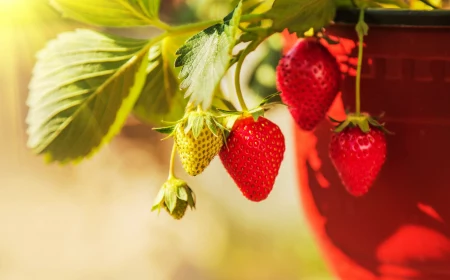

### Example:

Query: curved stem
xmin=234 ymin=51 xmax=249 ymax=112
xmin=168 ymin=13 xmax=266 ymax=35
xmin=234 ymin=38 xmax=265 ymax=112
xmin=168 ymin=143 xmax=177 ymax=180
xmin=355 ymin=9 xmax=365 ymax=116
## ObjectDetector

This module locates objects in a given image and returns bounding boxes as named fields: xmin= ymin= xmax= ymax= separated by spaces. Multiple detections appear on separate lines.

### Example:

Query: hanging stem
xmin=355 ymin=8 xmax=366 ymax=117
xmin=234 ymin=39 xmax=265 ymax=112
xmin=168 ymin=143 xmax=177 ymax=180
xmin=235 ymin=51 xmax=249 ymax=112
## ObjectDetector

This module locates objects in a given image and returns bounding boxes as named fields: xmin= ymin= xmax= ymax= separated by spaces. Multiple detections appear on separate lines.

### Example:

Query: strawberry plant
xmin=27 ymin=0 xmax=438 ymax=219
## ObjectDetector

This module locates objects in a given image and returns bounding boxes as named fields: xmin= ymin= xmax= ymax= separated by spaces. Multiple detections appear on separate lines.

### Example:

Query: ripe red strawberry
xmin=219 ymin=116 xmax=285 ymax=202
xmin=329 ymin=125 xmax=387 ymax=196
xmin=276 ymin=38 xmax=341 ymax=131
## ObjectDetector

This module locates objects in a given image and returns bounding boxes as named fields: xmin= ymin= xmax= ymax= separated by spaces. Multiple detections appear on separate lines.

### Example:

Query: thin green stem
xmin=168 ymin=143 xmax=177 ymax=180
xmin=168 ymin=13 xmax=266 ymax=35
xmin=235 ymin=51 xmax=249 ymax=112
xmin=234 ymin=38 xmax=266 ymax=112
xmin=355 ymin=9 xmax=365 ymax=116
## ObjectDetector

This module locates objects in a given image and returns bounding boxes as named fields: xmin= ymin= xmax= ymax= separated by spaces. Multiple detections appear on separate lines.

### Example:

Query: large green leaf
xmin=133 ymin=36 xmax=188 ymax=126
xmin=133 ymin=0 xmax=161 ymax=19
xmin=265 ymin=0 xmax=336 ymax=37
xmin=50 ymin=0 xmax=164 ymax=28
xmin=174 ymin=1 xmax=242 ymax=110
xmin=27 ymin=29 xmax=151 ymax=163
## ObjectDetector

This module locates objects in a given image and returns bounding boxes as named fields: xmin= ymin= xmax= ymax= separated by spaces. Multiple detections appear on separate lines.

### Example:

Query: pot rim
xmin=335 ymin=8 xmax=450 ymax=27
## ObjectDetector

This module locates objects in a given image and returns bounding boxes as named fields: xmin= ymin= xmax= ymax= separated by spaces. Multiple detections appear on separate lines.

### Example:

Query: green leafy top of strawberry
xmin=330 ymin=113 xmax=393 ymax=135
xmin=215 ymin=91 xmax=286 ymax=124
xmin=154 ymin=107 xmax=228 ymax=140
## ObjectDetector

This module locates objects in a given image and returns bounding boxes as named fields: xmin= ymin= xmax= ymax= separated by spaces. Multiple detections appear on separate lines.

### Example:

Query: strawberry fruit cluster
xmin=152 ymin=103 xmax=287 ymax=219
xmin=276 ymin=37 xmax=388 ymax=198
xmin=154 ymin=35 xmax=388 ymax=220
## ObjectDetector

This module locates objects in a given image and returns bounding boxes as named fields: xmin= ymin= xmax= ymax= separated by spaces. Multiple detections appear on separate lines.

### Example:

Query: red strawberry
xmin=219 ymin=116 xmax=285 ymax=202
xmin=276 ymin=38 xmax=341 ymax=131
xmin=329 ymin=125 xmax=387 ymax=196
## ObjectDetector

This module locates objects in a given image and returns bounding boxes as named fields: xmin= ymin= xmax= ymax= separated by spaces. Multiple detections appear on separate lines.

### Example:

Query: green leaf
xmin=133 ymin=37 xmax=188 ymax=126
xmin=26 ymin=29 xmax=151 ymax=163
xmin=357 ymin=120 xmax=370 ymax=133
xmin=250 ymin=108 xmax=265 ymax=121
xmin=187 ymin=187 xmax=196 ymax=209
xmin=175 ymin=1 xmax=243 ymax=109
xmin=215 ymin=108 xmax=242 ymax=115
xmin=164 ymin=188 xmax=178 ymax=213
xmin=205 ymin=116 xmax=219 ymax=137
xmin=259 ymin=92 xmax=281 ymax=107
xmin=176 ymin=186 xmax=188 ymax=201
xmin=191 ymin=115 xmax=204 ymax=138
xmin=151 ymin=204 xmax=161 ymax=212
xmin=151 ymin=186 xmax=165 ymax=212
xmin=134 ymin=0 xmax=161 ymax=19
xmin=50 ymin=0 xmax=164 ymax=28
xmin=152 ymin=124 xmax=177 ymax=135
xmin=266 ymin=0 xmax=336 ymax=37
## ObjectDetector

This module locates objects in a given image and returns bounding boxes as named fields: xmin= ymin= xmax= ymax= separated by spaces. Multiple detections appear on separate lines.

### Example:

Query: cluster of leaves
xmin=27 ymin=0 xmax=423 ymax=164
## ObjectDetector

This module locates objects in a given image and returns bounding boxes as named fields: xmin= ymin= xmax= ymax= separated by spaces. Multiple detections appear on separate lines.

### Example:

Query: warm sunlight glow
xmin=0 ymin=0 xmax=23 ymax=10
xmin=0 ymin=0 xmax=41 ymax=23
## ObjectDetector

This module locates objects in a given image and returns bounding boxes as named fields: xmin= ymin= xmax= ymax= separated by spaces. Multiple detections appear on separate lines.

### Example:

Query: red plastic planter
xmin=292 ymin=10 xmax=450 ymax=280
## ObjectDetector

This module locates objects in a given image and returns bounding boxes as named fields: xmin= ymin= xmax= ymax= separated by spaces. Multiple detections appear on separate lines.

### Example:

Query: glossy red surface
xmin=329 ymin=125 xmax=387 ymax=197
xmin=276 ymin=38 xmax=341 ymax=131
xmin=220 ymin=116 xmax=285 ymax=202
xmin=289 ymin=24 xmax=450 ymax=279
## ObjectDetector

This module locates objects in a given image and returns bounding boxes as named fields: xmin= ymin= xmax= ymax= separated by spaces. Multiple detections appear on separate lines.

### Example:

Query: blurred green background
xmin=0 ymin=0 xmax=328 ymax=279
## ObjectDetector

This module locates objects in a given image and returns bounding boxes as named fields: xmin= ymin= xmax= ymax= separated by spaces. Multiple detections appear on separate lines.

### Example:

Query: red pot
xmin=292 ymin=10 xmax=450 ymax=280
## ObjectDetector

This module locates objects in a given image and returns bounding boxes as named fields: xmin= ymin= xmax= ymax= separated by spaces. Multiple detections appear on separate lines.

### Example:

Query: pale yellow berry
xmin=174 ymin=123 xmax=223 ymax=176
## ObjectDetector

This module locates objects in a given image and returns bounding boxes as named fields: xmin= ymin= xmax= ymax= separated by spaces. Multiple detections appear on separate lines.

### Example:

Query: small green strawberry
xmin=174 ymin=112 xmax=225 ymax=176
xmin=152 ymin=177 xmax=196 ymax=220
xmin=155 ymin=110 xmax=227 ymax=176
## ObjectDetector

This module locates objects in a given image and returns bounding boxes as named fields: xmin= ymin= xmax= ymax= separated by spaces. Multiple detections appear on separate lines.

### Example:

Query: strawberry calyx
xmin=153 ymin=109 xmax=228 ymax=142
xmin=329 ymin=112 xmax=393 ymax=134
xmin=215 ymin=91 xmax=285 ymax=126
xmin=151 ymin=177 xmax=196 ymax=220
